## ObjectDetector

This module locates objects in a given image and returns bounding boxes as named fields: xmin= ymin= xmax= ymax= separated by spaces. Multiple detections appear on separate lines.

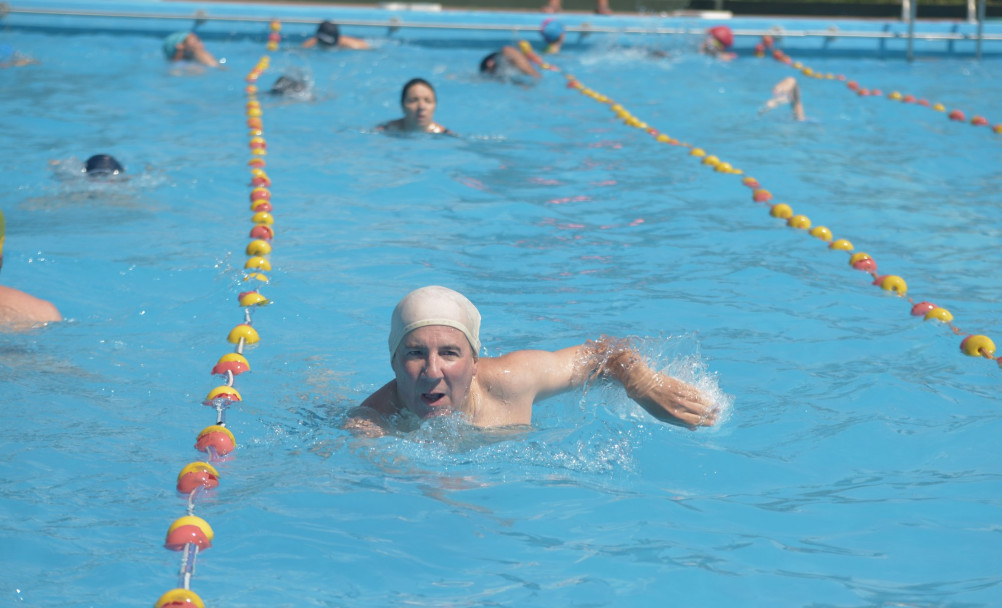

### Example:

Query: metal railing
xmin=2 ymin=3 xmax=999 ymax=46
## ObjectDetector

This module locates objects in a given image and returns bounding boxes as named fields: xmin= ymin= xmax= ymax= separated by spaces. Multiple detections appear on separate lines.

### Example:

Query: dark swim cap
xmin=316 ymin=21 xmax=340 ymax=47
xmin=479 ymin=52 xmax=500 ymax=74
xmin=270 ymin=75 xmax=307 ymax=95
xmin=84 ymin=154 xmax=124 ymax=177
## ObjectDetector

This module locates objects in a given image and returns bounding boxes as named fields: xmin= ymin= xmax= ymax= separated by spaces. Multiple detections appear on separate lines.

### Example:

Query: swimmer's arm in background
xmin=181 ymin=35 xmax=221 ymax=68
xmin=339 ymin=36 xmax=370 ymax=50
xmin=501 ymin=46 xmax=540 ymax=79
xmin=761 ymin=77 xmax=805 ymax=121
xmin=0 ymin=285 xmax=62 ymax=328
xmin=302 ymin=37 xmax=319 ymax=48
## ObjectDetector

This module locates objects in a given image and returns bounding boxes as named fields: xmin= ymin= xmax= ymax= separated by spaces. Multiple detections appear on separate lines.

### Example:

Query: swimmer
xmin=542 ymin=0 xmax=612 ymax=15
xmin=83 ymin=154 xmax=124 ymax=178
xmin=344 ymin=286 xmax=717 ymax=437
xmin=760 ymin=77 xmax=805 ymax=121
xmin=479 ymin=46 xmax=540 ymax=82
xmin=700 ymin=25 xmax=737 ymax=61
xmin=302 ymin=21 xmax=369 ymax=50
xmin=0 ymin=208 xmax=62 ymax=329
xmin=269 ymin=72 xmax=314 ymax=101
xmin=377 ymin=78 xmax=452 ymax=135
xmin=163 ymin=31 xmax=219 ymax=67
xmin=0 ymin=45 xmax=39 ymax=68
xmin=540 ymin=19 xmax=565 ymax=55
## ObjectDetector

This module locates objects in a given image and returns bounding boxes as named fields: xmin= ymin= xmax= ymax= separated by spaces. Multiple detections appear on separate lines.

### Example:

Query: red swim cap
xmin=709 ymin=25 xmax=734 ymax=48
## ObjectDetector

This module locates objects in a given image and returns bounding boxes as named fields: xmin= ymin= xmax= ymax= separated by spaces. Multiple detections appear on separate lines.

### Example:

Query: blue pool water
xmin=1 ymin=5 xmax=1001 ymax=607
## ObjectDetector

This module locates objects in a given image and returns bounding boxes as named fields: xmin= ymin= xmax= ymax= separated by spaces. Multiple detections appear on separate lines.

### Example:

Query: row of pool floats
xmin=153 ymin=21 xmax=281 ymax=608
xmin=754 ymin=36 xmax=1002 ymax=135
xmin=517 ymin=42 xmax=1000 ymax=369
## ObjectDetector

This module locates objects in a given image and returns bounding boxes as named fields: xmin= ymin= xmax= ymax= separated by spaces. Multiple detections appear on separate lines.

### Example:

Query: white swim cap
xmin=389 ymin=285 xmax=481 ymax=356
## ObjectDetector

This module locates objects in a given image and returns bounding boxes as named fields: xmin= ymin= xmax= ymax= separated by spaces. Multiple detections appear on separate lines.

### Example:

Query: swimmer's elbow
xmin=343 ymin=406 xmax=388 ymax=438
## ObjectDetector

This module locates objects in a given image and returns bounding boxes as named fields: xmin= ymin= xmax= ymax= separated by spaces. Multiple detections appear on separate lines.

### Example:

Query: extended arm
xmin=501 ymin=46 xmax=540 ymax=78
xmin=598 ymin=341 xmax=716 ymax=428
xmin=484 ymin=337 xmax=716 ymax=429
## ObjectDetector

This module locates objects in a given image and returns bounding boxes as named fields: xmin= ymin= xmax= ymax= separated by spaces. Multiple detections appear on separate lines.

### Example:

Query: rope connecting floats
xmin=153 ymin=20 xmax=281 ymax=608
xmin=755 ymin=36 xmax=1002 ymax=135
xmin=516 ymin=40 xmax=1000 ymax=370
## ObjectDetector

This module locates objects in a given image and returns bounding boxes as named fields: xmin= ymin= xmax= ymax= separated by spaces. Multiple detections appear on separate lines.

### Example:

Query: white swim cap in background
xmin=389 ymin=285 xmax=481 ymax=356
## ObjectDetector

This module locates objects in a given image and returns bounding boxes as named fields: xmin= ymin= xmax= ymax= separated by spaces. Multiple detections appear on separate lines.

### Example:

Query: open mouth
xmin=421 ymin=392 xmax=446 ymax=406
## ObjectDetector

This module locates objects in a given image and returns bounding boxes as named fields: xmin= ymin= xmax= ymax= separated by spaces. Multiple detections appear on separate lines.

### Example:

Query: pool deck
xmin=4 ymin=0 xmax=1001 ymax=55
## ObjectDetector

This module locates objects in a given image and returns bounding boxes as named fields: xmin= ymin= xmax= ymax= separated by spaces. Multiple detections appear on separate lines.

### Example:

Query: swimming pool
xmin=2 ymin=2 xmax=1001 ymax=607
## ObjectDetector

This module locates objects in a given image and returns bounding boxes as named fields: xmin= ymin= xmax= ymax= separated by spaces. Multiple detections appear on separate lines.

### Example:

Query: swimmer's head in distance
xmin=84 ymin=154 xmax=124 ymax=177
xmin=316 ymin=21 xmax=340 ymax=47
xmin=541 ymin=19 xmax=564 ymax=44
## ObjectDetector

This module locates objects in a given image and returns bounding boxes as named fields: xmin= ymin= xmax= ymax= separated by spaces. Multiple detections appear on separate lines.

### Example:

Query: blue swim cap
xmin=541 ymin=19 xmax=564 ymax=44
xmin=163 ymin=31 xmax=190 ymax=60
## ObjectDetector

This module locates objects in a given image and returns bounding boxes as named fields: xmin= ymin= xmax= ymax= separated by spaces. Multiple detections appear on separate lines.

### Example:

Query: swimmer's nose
xmin=421 ymin=353 xmax=444 ymax=378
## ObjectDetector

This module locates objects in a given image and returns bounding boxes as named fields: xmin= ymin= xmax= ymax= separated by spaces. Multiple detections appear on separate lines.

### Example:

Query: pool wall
xmin=4 ymin=0 xmax=1002 ymax=56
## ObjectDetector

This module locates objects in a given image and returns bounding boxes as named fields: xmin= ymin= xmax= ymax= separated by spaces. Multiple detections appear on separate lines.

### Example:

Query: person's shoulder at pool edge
xmin=344 ymin=285 xmax=717 ymax=437
xmin=377 ymin=78 xmax=454 ymax=136
xmin=163 ymin=31 xmax=221 ymax=68
xmin=479 ymin=46 xmax=541 ymax=81
xmin=0 ymin=208 xmax=62 ymax=330
xmin=302 ymin=21 xmax=370 ymax=50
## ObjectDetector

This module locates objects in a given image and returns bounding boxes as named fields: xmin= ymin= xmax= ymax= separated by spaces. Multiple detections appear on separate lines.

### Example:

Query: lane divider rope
xmin=755 ymin=36 xmax=1002 ymax=135
xmin=153 ymin=19 xmax=281 ymax=608
xmin=517 ymin=40 xmax=1000 ymax=369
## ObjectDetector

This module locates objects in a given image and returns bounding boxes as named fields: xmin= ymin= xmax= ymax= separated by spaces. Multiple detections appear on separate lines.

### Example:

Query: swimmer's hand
xmin=605 ymin=350 xmax=717 ymax=429
xmin=343 ymin=406 xmax=388 ymax=438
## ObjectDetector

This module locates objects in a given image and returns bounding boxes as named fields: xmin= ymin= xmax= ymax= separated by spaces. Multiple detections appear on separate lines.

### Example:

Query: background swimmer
xmin=0 ymin=208 xmax=62 ymax=329
xmin=269 ymin=71 xmax=314 ymax=101
xmin=302 ymin=21 xmax=369 ymax=50
xmin=540 ymin=19 xmax=565 ymax=54
xmin=0 ymin=44 xmax=39 ymax=68
xmin=83 ymin=154 xmax=124 ymax=178
xmin=345 ymin=286 xmax=717 ymax=437
xmin=761 ymin=77 xmax=806 ymax=121
xmin=479 ymin=46 xmax=540 ymax=82
xmin=377 ymin=78 xmax=451 ymax=135
xmin=701 ymin=25 xmax=737 ymax=61
xmin=163 ymin=31 xmax=220 ymax=67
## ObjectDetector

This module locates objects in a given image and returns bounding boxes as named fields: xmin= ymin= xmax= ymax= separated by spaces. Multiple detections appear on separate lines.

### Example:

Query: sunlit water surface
xmin=1 ymin=26 xmax=1000 ymax=608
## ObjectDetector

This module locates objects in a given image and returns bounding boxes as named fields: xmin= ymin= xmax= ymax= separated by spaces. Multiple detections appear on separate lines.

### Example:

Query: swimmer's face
xmin=391 ymin=325 xmax=478 ymax=419
xmin=401 ymin=83 xmax=436 ymax=130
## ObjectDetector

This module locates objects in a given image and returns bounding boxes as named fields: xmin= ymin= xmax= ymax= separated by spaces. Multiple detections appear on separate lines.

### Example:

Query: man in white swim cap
xmin=347 ymin=285 xmax=717 ymax=437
